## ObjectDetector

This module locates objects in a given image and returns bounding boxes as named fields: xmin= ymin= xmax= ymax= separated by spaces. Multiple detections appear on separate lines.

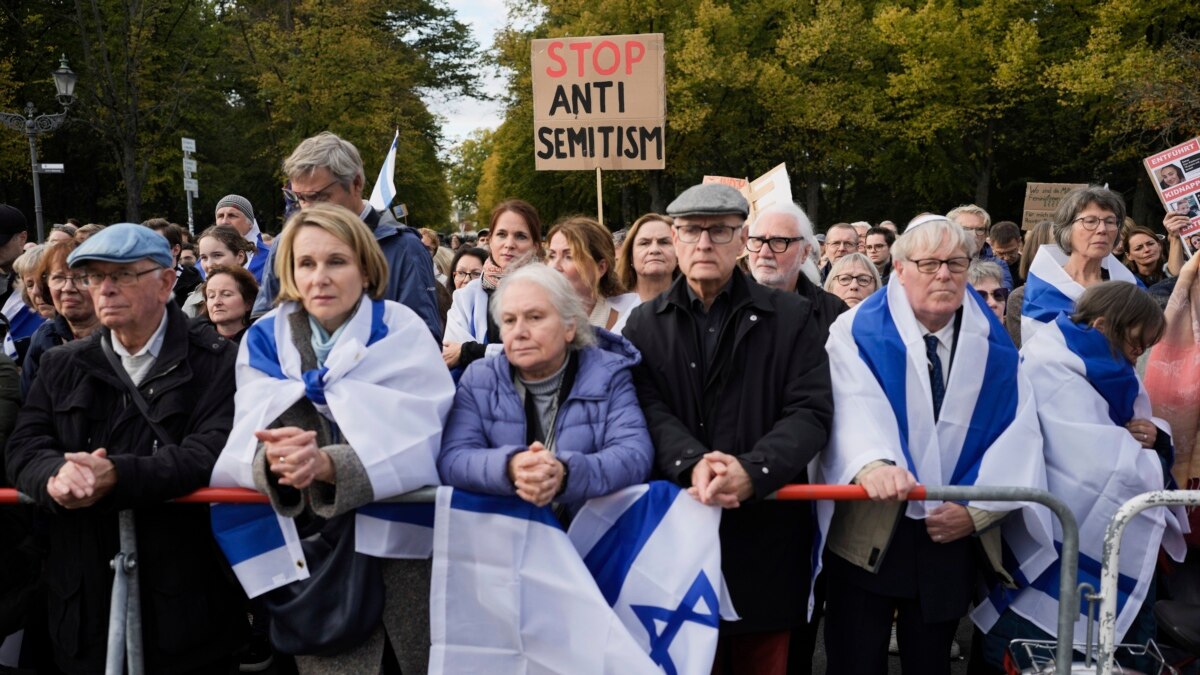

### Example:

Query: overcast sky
xmin=430 ymin=0 xmax=509 ymax=145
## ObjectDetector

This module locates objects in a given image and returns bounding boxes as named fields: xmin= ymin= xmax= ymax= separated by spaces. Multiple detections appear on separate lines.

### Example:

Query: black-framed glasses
xmin=832 ymin=273 xmax=875 ymax=287
xmin=910 ymin=257 xmax=970 ymax=274
xmin=976 ymin=287 xmax=1010 ymax=303
xmin=79 ymin=267 xmax=164 ymax=288
xmin=282 ymin=179 xmax=341 ymax=205
xmin=746 ymin=236 xmax=803 ymax=253
xmin=454 ymin=270 xmax=483 ymax=281
xmin=675 ymin=224 xmax=742 ymax=245
xmin=1072 ymin=215 xmax=1120 ymax=232
xmin=45 ymin=273 xmax=84 ymax=290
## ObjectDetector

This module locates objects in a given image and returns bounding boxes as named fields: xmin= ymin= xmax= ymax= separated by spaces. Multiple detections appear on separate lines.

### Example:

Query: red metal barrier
xmin=1 ymin=484 xmax=931 ymax=504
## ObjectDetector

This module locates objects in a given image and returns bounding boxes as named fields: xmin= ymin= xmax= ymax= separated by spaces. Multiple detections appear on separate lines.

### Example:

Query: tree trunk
xmin=646 ymin=171 xmax=666 ymax=214
xmin=122 ymin=136 xmax=141 ymax=222
xmin=806 ymin=167 xmax=821 ymax=227
xmin=974 ymin=121 xmax=994 ymax=208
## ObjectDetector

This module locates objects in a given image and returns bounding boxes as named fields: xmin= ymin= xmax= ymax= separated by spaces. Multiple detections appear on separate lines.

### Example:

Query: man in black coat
xmin=6 ymin=223 xmax=245 ymax=673
xmin=622 ymin=184 xmax=833 ymax=675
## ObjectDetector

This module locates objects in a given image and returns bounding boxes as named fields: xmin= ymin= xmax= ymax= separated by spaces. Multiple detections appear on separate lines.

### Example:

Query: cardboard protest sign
xmin=1022 ymin=183 xmax=1087 ymax=231
xmin=703 ymin=163 xmax=793 ymax=220
xmin=1144 ymin=139 xmax=1200 ymax=255
xmin=531 ymin=34 xmax=666 ymax=171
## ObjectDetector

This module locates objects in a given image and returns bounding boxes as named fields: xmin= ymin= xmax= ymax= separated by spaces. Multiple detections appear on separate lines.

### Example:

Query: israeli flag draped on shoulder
xmin=210 ymin=298 xmax=454 ymax=597
xmin=1003 ymin=314 xmax=1187 ymax=643
xmin=430 ymin=482 xmax=736 ymax=674
xmin=814 ymin=276 xmax=1054 ymax=618
xmin=1021 ymin=244 xmax=1138 ymax=345
xmin=368 ymin=130 xmax=398 ymax=212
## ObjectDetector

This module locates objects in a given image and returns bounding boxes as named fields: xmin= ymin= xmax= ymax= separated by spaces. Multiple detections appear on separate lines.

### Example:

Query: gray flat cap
xmin=666 ymin=184 xmax=749 ymax=219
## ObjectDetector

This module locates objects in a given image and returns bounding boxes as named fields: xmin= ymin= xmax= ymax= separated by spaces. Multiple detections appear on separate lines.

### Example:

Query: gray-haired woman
xmin=438 ymin=263 xmax=653 ymax=510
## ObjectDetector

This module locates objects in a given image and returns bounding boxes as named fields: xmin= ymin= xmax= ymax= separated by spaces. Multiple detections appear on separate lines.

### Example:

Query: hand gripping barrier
xmin=1 ymin=484 xmax=1080 ymax=674
xmin=1096 ymin=490 xmax=1200 ymax=675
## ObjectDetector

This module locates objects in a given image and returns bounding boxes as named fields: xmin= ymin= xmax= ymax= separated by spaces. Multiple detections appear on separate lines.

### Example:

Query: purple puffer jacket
xmin=437 ymin=329 xmax=652 ymax=504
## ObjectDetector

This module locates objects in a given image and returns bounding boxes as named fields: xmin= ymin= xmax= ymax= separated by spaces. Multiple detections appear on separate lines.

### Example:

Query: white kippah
xmin=906 ymin=214 xmax=952 ymax=231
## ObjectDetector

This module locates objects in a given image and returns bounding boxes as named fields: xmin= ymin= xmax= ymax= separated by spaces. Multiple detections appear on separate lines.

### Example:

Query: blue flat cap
xmin=666 ymin=184 xmax=749 ymax=219
xmin=67 ymin=222 xmax=174 ymax=269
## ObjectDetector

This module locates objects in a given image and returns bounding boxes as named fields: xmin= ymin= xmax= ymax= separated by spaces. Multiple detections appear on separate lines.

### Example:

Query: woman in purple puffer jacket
xmin=438 ymin=263 xmax=652 ymax=507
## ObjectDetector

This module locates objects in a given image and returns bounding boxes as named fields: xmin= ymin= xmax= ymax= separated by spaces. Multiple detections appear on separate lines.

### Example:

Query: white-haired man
xmin=747 ymin=203 xmax=847 ymax=335
xmin=252 ymin=132 xmax=441 ymax=340
xmin=816 ymin=214 xmax=1053 ymax=675
xmin=947 ymin=204 xmax=1013 ymax=289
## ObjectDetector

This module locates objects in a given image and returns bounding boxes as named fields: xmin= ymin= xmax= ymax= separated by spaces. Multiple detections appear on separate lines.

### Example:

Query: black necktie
xmin=924 ymin=334 xmax=945 ymax=421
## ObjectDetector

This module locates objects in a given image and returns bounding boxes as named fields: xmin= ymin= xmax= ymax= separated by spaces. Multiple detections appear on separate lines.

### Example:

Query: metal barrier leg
xmin=924 ymin=486 xmax=1081 ymax=675
xmin=104 ymin=553 xmax=128 ymax=674
xmin=120 ymin=510 xmax=144 ymax=675
xmin=1097 ymin=490 xmax=1200 ymax=675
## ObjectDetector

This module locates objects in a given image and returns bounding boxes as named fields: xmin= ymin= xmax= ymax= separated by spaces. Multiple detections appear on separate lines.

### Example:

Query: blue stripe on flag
xmin=951 ymin=290 xmax=1019 ymax=486
xmin=358 ymin=502 xmax=435 ymax=527
xmin=1029 ymin=542 xmax=1138 ymax=616
xmin=1055 ymin=314 xmax=1139 ymax=426
xmin=851 ymin=290 xmax=914 ymax=474
xmin=210 ymin=504 xmax=287 ymax=566
xmin=449 ymin=489 xmax=561 ymax=528
xmin=368 ymin=299 xmax=387 ymax=346
xmin=583 ymin=481 xmax=677 ymax=606
xmin=1021 ymin=272 xmax=1074 ymax=323
xmin=245 ymin=315 xmax=285 ymax=380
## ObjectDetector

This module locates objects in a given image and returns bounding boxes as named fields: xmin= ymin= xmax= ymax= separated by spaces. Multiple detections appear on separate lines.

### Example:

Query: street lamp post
xmin=0 ymin=56 xmax=77 ymax=243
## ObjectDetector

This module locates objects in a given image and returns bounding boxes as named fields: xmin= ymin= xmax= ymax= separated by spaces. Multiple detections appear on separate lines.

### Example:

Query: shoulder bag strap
xmin=100 ymin=335 xmax=175 ymax=447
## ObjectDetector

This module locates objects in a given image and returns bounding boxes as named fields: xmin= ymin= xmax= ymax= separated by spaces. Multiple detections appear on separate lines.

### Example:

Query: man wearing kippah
xmin=6 ymin=223 xmax=247 ymax=672
xmin=622 ymin=183 xmax=833 ymax=674
xmin=215 ymin=194 xmax=270 ymax=283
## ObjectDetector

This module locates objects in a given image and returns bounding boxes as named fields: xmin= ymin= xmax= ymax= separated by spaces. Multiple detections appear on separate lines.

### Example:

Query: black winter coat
xmin=622 ymin=269 xmax=833 ymax=634
xmin=5 ymin=304 xmax=246 ymax=674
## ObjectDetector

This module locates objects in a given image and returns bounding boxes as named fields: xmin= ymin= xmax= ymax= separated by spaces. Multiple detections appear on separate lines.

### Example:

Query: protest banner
xmin=1144 ymin=138 xmax=1200 ymax=255
xmin=703 ymin=163 xmax=793 ymax=219
xmin=531 ymin=34 xmax=666 ymax=171
xmin=1022 ymin=183 xmax=1087 ymax=231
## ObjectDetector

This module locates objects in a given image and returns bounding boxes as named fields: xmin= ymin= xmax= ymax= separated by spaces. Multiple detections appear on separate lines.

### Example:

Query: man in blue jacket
xmin=253 ymin=132 xmax=442 ymax=341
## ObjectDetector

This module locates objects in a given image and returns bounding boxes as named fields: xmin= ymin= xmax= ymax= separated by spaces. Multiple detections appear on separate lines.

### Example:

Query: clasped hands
xmin=47 ymin=448 xmax=116 ymax=509
xmin=859 ymin=464 xmax=974 ymax=544
xmin=688 ymin=451 xmax=754 ymax=509
xmin=257 ymin=427 xmax=335 ymax=489
xmin=507 ymin=441 xmax=564 ymax=507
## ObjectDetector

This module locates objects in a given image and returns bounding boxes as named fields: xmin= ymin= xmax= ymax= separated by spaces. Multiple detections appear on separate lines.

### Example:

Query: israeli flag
xmin=430 ymin=483 xmax=735 ymax=674
xmin=569 ymin=482 xmax=738 ymax=675
xmin=1021 ymin=244 xmax=1138 ymax=345
xmin=368 ymin=130 xmax=398 ymax=212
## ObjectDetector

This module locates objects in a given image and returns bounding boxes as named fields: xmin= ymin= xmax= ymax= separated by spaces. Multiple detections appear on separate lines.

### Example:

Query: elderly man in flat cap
xmin=622 ymin=184 xmax=833 ymax=675
xmin=5 ymin=223 xmax=246 ymax=673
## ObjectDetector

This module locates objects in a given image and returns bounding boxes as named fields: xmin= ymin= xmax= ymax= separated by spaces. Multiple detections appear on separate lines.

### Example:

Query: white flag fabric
xmin=368 ymin=130 xmax=398 ymax=211
xmin=569 ymin=481 xmax=738 ymax=674
xmin=430 ymin=482 xmax=736 ymax=674
xmin=210 ymin=298 xmax=453 ymax=597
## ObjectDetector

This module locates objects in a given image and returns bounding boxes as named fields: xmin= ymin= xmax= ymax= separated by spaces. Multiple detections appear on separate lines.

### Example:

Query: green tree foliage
xmin=0 ymin=0 xmax=480 ymax=230
xmin=460 ymin=0 xmax=1200 ymax=231
xmin=447 ymin=127 xmax=494 ymax=227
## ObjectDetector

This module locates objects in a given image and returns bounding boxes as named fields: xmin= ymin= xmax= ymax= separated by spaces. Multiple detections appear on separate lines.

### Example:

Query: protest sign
xmin=703 ymin=163 xmax=793 ymax=219
xmin=532 ymin=34 xmax=666 ymax=171
xmin=1144 ymin=139 xmax=1200 ymax=255
xmin=1022 ymin=183 xmax=1087 ymax=231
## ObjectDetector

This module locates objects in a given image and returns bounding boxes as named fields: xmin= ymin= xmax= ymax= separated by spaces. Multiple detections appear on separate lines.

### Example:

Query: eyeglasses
xmin=46 ymin=273 xmax=84 ymax=290
xmin=832 ymin=274 xmax=875 ymax=287
xmin=454 ymin=270 xmax=483 ymax=281
xmin=961 ymin=226 xmax=988 ymax=235
xmin=79 ymin=267 xmax=164 ymax=288
xmin=826 ymin=240 xmax=857 ymax=250
xmin=909 ymin=257 xmax=970 ymax=274
xmin=1072 ymin=215 xmax=1120 ymax=231
xmin=976 ymin=287 xmax=1010 ymax=303
xmin=865 ymin=243 xmax=889 ymax=253
xmin=674 ymin=224 xmax=742 ymax=245
xmin=282 ymin=180 xmax=341 ymax=205
xmin=746 ymin=236 xmax=803 ymax=253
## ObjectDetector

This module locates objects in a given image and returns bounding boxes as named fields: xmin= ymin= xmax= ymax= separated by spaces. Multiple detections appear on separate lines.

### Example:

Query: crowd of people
xmin=0 ymin=129 xmax=1195 ymax=675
